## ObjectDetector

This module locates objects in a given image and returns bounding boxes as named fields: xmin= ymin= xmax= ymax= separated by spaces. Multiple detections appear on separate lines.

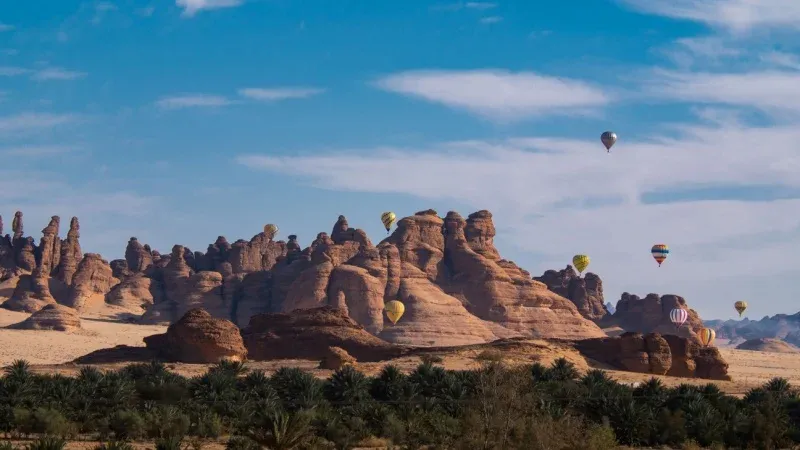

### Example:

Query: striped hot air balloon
xmin=651 ymin=244 xmax=669 ymax=267
xmin=698 ymin=328 xmax=716 ymax=347
xmin=669 ymin=308 xmax=688 ymax=328
xmin=380 ymin=212 xmax=396 ymax=234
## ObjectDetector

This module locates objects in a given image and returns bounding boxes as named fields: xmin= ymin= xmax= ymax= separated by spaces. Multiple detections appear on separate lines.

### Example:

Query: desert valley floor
xmin=2 ymin=308 xmax=798 ymax=397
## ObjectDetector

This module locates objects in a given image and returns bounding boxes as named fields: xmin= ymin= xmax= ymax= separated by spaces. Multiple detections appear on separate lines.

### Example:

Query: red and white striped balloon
xmin=669 ymin=308 xmax=688 ymax=327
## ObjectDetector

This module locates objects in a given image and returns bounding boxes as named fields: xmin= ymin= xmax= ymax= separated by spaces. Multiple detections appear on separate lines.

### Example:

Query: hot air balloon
xmin=384 ymin=300 xmax=405 ymax=325
xmin=601 ymin=131 xmax=617 ymax=152
xmin=698 ymin=328 xmax=716 ymax=347
xmin=734 ymin=301 xmax=748 ymax=317
xmin=670 ymin=308 xmax=688 ymax=328
xmin=381 ymin=212 xmax=397 ymax=234
xmin=572 ymin=254 xmax=590 ymax=275
xmin=651 ymin=244 xmax=669 ymax=267
xmin=263 ymin=223 xmax=278 ymax=237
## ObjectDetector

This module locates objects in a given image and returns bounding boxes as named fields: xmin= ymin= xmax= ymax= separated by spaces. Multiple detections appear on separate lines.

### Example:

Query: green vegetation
xmin=0 ymin=357 xmax=798 ymax=449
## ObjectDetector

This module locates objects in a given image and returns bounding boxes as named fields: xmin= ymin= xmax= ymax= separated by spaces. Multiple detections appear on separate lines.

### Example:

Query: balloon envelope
xmin=734 ymin=301 xmax=748 ymax=317
xmin=699 ymin=328 xmax=716 ymax=347
xmin=601 ymin=131 xmax=617 ymax=150
xmin=670 ymin=308 xmax=688 ymax=327
xmin=263 ymin=223 xmax=278 ymax=236
xmin=572 ymin=254 xmax=590 ymax=274
xmin=381 ymin=212 xmax=397 ymax=232
xmin=651 ymin=244 xmax=669 ymax=266
xmin=385 ymin=300 xmax=405 ymax=325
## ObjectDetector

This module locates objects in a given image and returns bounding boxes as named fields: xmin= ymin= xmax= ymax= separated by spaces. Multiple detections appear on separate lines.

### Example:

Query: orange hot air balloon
xmin=698 ymin=328 xmax=716 ymax=347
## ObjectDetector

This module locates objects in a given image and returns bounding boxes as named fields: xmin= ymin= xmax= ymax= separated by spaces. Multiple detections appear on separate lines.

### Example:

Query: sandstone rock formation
xmin=64 ymin=253 xmax=116 ymax=310
xmin=7 ymin=303 xmax=81 ymax=332
xmin=604 ymin=292 xmax=703 ymax=339
xmin=143 ymin=308 xmax=247 ymax=363
xmin=318 ymin=346 xmax=356 ymax=370
xmin=535 ymin=266 xmax=608 ymax=321
xmin=576 ymin=331 xmax=731 ymax=380
xmin=55 ymin=217 xmax=82 ymax=285
xmin=2 ymin=270 xmax=57 ymax=312
xmin=241 ymin=306 xmax=403 ymax=361
xmin=735 ymin=338 xmax=800 ymax=353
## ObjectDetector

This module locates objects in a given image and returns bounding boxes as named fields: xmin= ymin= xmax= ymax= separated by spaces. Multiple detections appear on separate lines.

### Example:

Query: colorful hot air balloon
xmin=384 ymin=300 xmax=405 ymax=325
xmin=381 ymin=212 xmax=397 ymax=234
xmin=698 ymin=328 xmax=716 ymax=347
xmin=734 ymin=301 xmax=748 ymax=317
xmin=263 ymin=223 xmax=278 ymax=237
xmin=572 ymin=254 xmax=590 ymax=275
xmin=600 ymin=131 xmax=617 ymax=152
xmin=670 ymin=308 xmax=688 ymax=328
xmin=651 ymin=244 xmax=669 ymax=267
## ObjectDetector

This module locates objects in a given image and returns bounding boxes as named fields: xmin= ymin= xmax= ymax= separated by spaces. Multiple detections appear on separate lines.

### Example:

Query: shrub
xmin=24 ymin=436 xmax=66 ymax=450
xmin=108 ymin=409 xmax=145 ymax=440
xmin=93 ymin=442 xmax=134 ymax=450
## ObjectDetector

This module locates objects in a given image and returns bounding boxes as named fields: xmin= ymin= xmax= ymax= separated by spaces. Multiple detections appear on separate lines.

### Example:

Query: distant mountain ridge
xmin=705 ymin=311 xmax=800 ymax=347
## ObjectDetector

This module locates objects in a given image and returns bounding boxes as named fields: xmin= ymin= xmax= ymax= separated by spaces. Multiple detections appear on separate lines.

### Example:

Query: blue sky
xmin=2 ymin=0 xmax=800 ymax=320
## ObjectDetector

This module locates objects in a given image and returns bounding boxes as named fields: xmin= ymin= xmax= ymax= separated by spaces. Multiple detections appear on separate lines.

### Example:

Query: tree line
xmin=0 ymin=352 xmax=797 ymax=449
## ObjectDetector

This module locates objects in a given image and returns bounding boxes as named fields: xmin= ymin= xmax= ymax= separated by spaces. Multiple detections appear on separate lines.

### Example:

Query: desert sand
xmin=1 ymin=309 xmax=799 ymax=398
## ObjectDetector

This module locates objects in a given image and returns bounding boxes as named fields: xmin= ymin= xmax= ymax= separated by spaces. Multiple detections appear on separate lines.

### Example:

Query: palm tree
xmin=245 ymin=411 xmax=313 ymax=450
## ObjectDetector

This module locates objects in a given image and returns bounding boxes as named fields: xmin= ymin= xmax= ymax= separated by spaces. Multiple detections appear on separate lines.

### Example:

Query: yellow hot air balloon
xmin=381 ymin=211 xmax=397 ymax=234
xmin=698 ymin=328 xmax=716 ymax=347
xmin=734 ymin=301 xmax=748 ymax=317
xmin=384 ymin=300 xmax=405 ymax=325
xmin=263 ymin=223 xmax=278 ymax=237
xmin=572 ymin=254 xmax=590 ymax=274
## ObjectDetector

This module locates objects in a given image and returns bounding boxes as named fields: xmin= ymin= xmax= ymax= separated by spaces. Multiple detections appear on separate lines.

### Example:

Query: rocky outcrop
xmin=125 ymin=237 xmax=152 ymax=273
xmin=105 ymin=273 xmax=161 ymax=313
xmin=706 ymin=311 xmax=800 ymax=344
xmin=535 ymin=266 xmax=608 ymax=321
xmin=241 ymin=306 xmax=404 ymax=361
xmin=55 ymin=217 xmax=82 ymax=285
xmin=318 ymin=346 xmax=356 ymax=370
xmin=36 ymin=216 xmax=61 ymax=276
xmin=143 ymin=308 xmax=247 ymax=363
xmin=7 ymin=304 xmax=81 ymax=332
xmin=576 ymin=332 xmax=730 ymax=380
xmin=605 ymin=292 xmax=703 ymax=338
xmin=64 ymin=253 xmax=116 ymax=310
xmin=1 ymin=269 xmax=56 ymax=312
xmin=735 ymin=338 xmax=800 ymax=353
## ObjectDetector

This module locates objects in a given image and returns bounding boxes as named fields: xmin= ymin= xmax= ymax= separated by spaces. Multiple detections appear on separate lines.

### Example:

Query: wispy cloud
xmin=0 ymin=145 xmax=78 ymax=157
xmin=0 ymin=23 xmax=13 ymax=32
xmin=618 ymin=0 xmax=800 ymax=33
xmin=760 ymin=51 xmax=800 ymax=71
xmin=31 ymin=67 xmax=87 ymax=81
xmin=374 ymin=69 xmax=611 ymax=121
xmin=1 ymin=49 xmax=17 ymax=56
xmin=0 ymin=66 xmax=30 ymax=77
xmin=643 ymin=69 xmax=800 ymax=115
xmin=479 ymin=16 xmax=503 ymax=24
xmin=155 ymin=94 xmax=233 ymax=109
xmin=466 ymin=2 xmax=497 ymax=9
xmin=91 ymin=1 xmax=118 ymax=24
xmin=0 ymin=113 xmax=80 ymax=135
xmin=237 ymin=87 xmax=326 ymax=101
xmin=176 ymin=0 xmax=244 ymax=17
xmin=136 ymin=6 xmax=156 ymax=17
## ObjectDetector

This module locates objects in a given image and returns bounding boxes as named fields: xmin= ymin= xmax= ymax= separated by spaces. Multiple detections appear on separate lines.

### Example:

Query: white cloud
xmin=236 ymin=118 xmax=800 ymax=317
xmin=618 ymin=0 xmax=800 ymax=33
xmin=136 ymin=6 xmax=156 ymax=17
xmin=0 ymin=113 xmax=80 ymax=135
xmin=374 ymin=70 xmax=612 ymax=121
xmin=95 ymin=2 xmax=117 ymax=12
xmin=479 ymin=16 xmax=503 ymax=24
xmin=176 ymin=0 xmax=244 ymax=17
xmin=31 ymin=67 xmax=87 ymax=81
xmin=155 ymin=94 xmax=233 ymax=109
xmin=0 ymin=23 xmax=13 ymax=32
xmin=643 ymin=69 xmax=800 ymax=114
xmin=237 ymin=87 xmax=326 ymax=101
xmin=466 ymin=2 xmax=497 ymax=9
xmin=0 ymin=67 xmax=30 ymax=77
xmin=1 ymin=49 xmax=17 ymax=56
xmin=760 ymin=51 xmax=800 ymax=70
xmin=0 ymin=145 xmax=78 ymax=157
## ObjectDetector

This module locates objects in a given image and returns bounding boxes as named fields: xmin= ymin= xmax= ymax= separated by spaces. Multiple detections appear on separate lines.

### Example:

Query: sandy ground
xmin=0 ymin=309 xmax=165 ymax=366
xmin=1 ymin=309 xmax=799 ymax=397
